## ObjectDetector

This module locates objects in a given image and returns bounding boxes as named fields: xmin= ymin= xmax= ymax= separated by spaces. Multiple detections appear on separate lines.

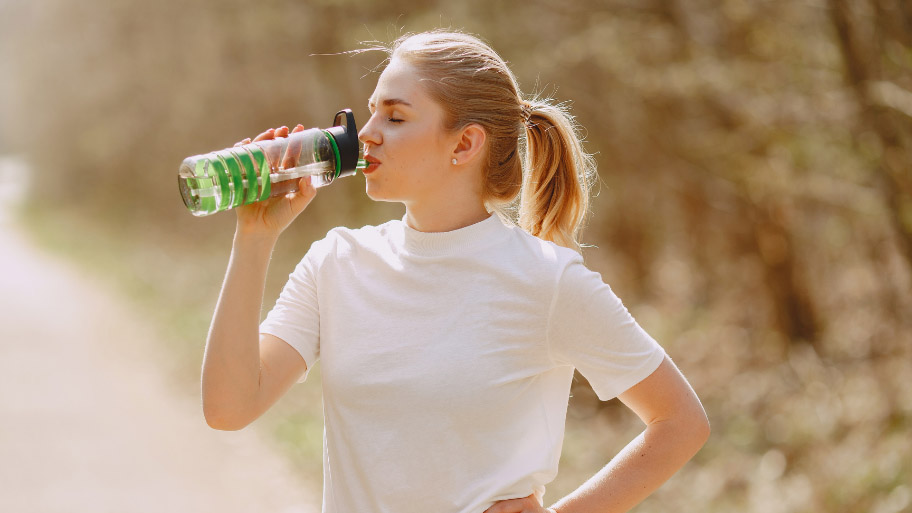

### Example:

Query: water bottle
xmin=178 ymin=109 xmax=365 ymax=216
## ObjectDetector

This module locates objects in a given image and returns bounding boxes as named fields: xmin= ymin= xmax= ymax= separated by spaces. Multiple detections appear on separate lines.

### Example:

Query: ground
xmin=0 ymin=158 xmax=320 ymax=512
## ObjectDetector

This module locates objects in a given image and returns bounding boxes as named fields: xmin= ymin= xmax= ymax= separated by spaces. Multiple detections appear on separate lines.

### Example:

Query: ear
xmin=450 ymin=123 xmax=487 ymax=166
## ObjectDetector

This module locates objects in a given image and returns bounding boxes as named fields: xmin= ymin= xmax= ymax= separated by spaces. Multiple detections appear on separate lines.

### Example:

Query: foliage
xmin=2 ymin=1 xmax=910 ymax=511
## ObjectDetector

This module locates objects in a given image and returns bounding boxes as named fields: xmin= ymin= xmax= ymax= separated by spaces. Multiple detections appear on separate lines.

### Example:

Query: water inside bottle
xmin=179 ymin=153 xmax=370 ymax=216
xmin=188 ymin=161 xmax=333 ymax=199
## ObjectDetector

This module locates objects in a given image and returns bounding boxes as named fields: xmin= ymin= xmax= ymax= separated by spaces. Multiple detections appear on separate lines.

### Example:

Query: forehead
xmin=368 ymin=59 xmax=427 ymax=108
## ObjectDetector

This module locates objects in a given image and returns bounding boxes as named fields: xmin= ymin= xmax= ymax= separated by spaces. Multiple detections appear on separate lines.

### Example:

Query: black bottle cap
xmin=326 ymin=109 xmax=360 ymax=178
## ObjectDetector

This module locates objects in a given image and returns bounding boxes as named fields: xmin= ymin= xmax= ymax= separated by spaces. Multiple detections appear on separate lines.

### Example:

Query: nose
xmin=358 ymin=111 xmax=381 ymax=146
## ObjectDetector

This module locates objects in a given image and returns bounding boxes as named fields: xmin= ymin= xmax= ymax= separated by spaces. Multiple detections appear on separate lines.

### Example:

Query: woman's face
xmin=358 ymin=58 xmax=457 ymax=204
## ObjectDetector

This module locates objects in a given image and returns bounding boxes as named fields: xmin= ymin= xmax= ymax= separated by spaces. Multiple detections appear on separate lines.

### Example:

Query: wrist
xmin=233 ymin=228 xmax=279 ymax=255
xmin=234 ymin=225 xmax=279 ymax=243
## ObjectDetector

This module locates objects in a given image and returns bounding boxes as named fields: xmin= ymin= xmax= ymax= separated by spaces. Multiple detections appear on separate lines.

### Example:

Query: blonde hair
xmin=368 ymin=30 xmax=596 ymax=251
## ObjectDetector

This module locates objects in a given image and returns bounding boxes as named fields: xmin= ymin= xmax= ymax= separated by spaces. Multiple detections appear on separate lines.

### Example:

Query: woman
xmin=201 ymin=30 xmax=710 ymax=513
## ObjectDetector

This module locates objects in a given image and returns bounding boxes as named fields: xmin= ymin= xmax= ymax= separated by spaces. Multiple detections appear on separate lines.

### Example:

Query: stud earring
xmin=452 ymin=158 xmax=458 ymax=165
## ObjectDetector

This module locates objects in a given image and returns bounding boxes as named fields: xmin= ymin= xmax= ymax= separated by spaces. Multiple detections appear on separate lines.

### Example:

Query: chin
xmin=365 ymin=175 xmax=414 ymax=203
xmin=364 ymin=181 xmax=396 ymax=203
xmin=365 ymin=181 xmax=381 ymax=201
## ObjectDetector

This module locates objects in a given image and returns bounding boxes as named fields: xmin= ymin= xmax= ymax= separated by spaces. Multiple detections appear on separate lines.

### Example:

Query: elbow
xmin=205 ymin=414 xmax=246 ymax=431
xmin=201 ymin=378 xmax=258 ymax=431
xmin=202 ymin=400 xmax=253 ymax=431
xmin=687 ymin=406 xmax=711 ymax=451
xmin=204 ymin=409 xmax=251 ymax=431
xmin=695 ymin=412 xmax=711 ymax=448
xmin=665 ymin=406 xmax=711 ymax=453
xmin=681 ymin=391 xmax=711 ymax=449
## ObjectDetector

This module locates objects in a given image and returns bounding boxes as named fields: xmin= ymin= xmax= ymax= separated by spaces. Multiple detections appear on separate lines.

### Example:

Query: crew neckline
xmin=398 ymin=213 xmax=505 ymax=256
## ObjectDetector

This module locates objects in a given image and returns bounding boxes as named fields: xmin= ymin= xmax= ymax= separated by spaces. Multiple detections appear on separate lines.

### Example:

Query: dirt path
xmin=0 ymin=158 xmax=320 ymax=512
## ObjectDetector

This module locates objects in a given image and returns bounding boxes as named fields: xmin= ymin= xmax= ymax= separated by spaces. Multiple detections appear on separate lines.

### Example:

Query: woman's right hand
xmin=232 ymin=124 xmax=317 ymax=238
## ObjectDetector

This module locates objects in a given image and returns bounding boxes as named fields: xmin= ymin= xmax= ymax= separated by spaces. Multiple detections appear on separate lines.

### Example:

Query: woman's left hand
xmin=483 ymin=493 xmax=556 ymax=513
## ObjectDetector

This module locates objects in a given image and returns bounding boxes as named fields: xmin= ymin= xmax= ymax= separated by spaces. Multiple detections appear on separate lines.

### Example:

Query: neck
xmin=404 ymin=198 xmax=490 ymax=233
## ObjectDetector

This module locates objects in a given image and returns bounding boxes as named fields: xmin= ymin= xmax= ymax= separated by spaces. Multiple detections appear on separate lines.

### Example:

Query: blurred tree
xmin=829 ymin=0 xmax=912 ymax=276
xmin=2 ymin=1 xmax=910 ymax=511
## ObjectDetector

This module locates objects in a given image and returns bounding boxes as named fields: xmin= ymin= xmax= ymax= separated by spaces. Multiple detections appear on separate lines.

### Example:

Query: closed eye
xmin=388 ymin=117 xmax=404 ymax=123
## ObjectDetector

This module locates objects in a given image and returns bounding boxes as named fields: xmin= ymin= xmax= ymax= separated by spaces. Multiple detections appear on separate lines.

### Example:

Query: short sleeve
xmin=547 ymin=257 xmax=666 ymax=401
xmin=259 ymin=246 xmax=322 ymax=384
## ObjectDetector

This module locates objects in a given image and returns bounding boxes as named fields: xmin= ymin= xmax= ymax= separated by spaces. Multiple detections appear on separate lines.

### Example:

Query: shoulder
xmin=484 ymin=218 xmax=587 ymax=296
xmin=498 ymin=218 xmax=583 ymax=271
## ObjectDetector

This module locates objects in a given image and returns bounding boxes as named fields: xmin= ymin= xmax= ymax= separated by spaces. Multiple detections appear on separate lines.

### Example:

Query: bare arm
xmin=484 ymin=356 xmax=709 ymax=513
xmin=200 ymin=232 xmax=309 ymax=430
xmin=200 ymin=125 xmax=315 ymax=431
xmin=548 ymin=356 xmax=710 ymax=513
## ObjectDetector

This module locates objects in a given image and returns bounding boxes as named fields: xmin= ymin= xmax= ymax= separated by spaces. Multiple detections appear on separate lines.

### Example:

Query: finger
xmin=252 ymin=128 xmax=275 ymax=142
xmin=287 ymin=177 xmax=317 ymax=212
xmin=483 ymin=494 xmax=538 ymax=513
xmin=233 ymin=137 xmax=252 ymax=148
xmin=291 ymin=123 xmax=305 ymax=133
xmin=251 ymin=128 xmax=281 ymax=172
xmin=269 ymin=127 xmax=290 ymax=171
xmin=483 ymin=500 xmax=519 ymax=513
xmin=282 ymin=126 xmax=304 ymax=170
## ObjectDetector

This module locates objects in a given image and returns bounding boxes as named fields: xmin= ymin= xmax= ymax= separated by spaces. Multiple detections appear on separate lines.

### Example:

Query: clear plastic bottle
xmin=178 ymin=109 xmax=365 ymax=216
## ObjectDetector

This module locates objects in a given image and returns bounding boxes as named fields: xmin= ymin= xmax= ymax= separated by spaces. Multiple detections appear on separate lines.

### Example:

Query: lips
xmin=363 ymin=155 xmax=382 ymax=174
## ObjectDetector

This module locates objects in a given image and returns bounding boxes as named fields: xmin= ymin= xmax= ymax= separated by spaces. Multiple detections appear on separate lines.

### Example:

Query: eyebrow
xmin=368 ymin=98 xmax=413 ymax=110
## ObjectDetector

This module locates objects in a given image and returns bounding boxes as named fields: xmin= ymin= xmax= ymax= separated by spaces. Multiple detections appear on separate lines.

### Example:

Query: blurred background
xmin=1 ymin=0 xmax=910 ymax=512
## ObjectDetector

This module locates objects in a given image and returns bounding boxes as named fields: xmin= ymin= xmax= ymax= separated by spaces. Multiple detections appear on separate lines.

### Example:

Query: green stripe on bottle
xmin=248 ymin=146 xmax=271 ymax=200
xmin=193 ymin=157 xmax=216 ymax=213
xmin=231 ymin=148 xmax=259 ymax=204
xmin=207 ymin=154 xmax=231 ymax=211
xmin=216 ymin=150 xmax=245 ymax=208
xmin=322 ymin=130 xmax=342 ymax=179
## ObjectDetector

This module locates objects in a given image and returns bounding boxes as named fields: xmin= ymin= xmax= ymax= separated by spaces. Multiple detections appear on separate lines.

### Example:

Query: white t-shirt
xmin=260 ymin=213 xmax=665 ymax=513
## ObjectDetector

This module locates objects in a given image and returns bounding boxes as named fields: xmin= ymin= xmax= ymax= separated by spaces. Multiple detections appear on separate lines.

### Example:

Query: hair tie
xmin=520 ymin=101 xmax=533 ymax=124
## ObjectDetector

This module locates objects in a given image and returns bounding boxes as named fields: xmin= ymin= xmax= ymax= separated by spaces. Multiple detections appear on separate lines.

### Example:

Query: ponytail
xmin=519 ymin=101 xmax=596 ymax=251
